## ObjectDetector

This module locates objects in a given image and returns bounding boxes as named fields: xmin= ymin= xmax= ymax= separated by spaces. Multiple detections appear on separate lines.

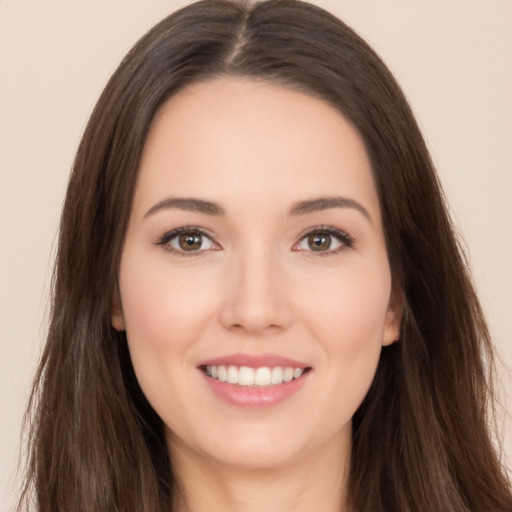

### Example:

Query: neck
xmin=169 ymin=434 xmax=351 ymax=512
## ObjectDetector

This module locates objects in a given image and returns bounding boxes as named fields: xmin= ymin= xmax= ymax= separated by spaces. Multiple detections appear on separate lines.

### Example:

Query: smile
xmin=198 ymin=355 xmax=312 ymax=408
xmin=204 ymin=365 xmax=307 ymax=387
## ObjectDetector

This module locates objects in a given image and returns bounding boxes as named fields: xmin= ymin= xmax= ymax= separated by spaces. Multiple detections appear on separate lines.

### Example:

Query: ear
xmin=110 ymin=289 xmax=126 ymax=331
xmin=382 ymin=285 xmax=403 ymax=346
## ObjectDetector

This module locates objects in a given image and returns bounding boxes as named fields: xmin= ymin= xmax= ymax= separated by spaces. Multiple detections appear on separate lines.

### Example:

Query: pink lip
xmin=198 ymin=353 xmax=310 ymax=369
xmin=197 ymin=353 xmax=312 ymax=409
xmin=201 ymin=372 xmax=310 ymax=408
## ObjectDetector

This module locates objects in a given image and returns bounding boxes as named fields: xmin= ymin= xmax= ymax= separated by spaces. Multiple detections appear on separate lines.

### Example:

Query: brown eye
xmin=178 ymin=233 xmax=203 ymax=251
xmin=308 ymin=233 xmax=332 ymax=251
xmin=295 ymin=228 xmax=348 ymax=253
xmin=161 ymin=229 xmax=217 ymax=253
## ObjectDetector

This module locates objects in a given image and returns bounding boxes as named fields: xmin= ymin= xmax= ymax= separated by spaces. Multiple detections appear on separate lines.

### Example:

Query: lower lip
xmin=201 ymin=371 xmax=310 ymax=408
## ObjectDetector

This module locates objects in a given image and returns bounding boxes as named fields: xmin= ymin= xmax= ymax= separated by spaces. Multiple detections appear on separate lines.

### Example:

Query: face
xmin=113 ymin=77 xmax=401 ymax=472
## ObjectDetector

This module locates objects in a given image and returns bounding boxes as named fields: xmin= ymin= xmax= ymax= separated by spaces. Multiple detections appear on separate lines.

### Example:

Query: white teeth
xmin=283 ymin=367 xmax=294 ymax=382
xmin=204 ymin=365 xmax=307 ymax=387
xmin=238 ymin=366 xmax=255 ymax=386
xmin=227 ymin=365 xmax=238 ymax=384
xmin=254 ymin=367 xmax=272 ymax=386
xmin=271 ymin=366 xmax=284 ymax=384
xmin=217 ymin=365 xmax=227 ymax=382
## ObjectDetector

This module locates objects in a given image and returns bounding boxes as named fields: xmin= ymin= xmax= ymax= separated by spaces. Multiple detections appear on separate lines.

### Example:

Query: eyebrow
xmin=289 ymin=196 xmax=371 ymax=222
xmin=144 ymin=197 xmax=225 ymax=217
xmin=144 ymin=195 xmax=371 ymax=222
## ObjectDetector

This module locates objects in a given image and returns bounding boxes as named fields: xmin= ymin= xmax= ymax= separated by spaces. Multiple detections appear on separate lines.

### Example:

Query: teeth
xmin=218 ymin=365 xmax=227 ymax=382
xmin=293 ymin=368 xmax=303 ymax=379
xmin=255 ymin=367 xmax=272 ymax=386
xmin=271 ymin=366 xmax=284 ymax=384
xmin=204 ymin=365 xmax=306 ymax=387
xmin=238 ymin=366 xmax=254 ymax=386
xmin=227 ymin=365 xmax=238 ymax=384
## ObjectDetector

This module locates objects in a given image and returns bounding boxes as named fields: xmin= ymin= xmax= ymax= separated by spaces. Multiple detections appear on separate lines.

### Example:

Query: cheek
xmin=299 ymin=260 xmax=391 ymax=391
xmin=120 ymin=257 xmax=217 ymax=349
xmin=117 ymin=253 xmax=223 ymax=404
xmin=304 ymin=259 xmax=391 ymax=339
xmin=117 ymin=254 xmax=226 ymax=429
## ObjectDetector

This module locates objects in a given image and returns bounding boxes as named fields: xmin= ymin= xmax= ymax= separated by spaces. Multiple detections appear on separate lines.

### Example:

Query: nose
xmin=218 ymin=247 xmax=293 ymax=336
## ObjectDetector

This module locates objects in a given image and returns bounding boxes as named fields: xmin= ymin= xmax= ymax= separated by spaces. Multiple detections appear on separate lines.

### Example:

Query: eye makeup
xmin=293 ymin=225 xmax=356 ymax=256
xmin=154 ymin=226 xmax=220 ymax=256
xmin=154 ymin=224 xmax=356 ymax=258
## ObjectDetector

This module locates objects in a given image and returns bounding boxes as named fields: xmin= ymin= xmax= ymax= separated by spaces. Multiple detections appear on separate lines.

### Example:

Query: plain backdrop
xmin=1 ymin=1 xmax=511 ymax=509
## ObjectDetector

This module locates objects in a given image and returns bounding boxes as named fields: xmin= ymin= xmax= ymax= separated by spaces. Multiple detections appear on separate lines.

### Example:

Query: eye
xmin=298 ymin=233 xmax=342 ymax=252
xmin=156 ymin=227 xmax=219 ymax=254
xmin=294 ymin=227 xmax=354 ymax=254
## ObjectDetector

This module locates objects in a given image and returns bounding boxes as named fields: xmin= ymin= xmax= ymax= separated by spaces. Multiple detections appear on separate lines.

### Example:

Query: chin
xmin=167 ymin=414 xmax=351 ymax=473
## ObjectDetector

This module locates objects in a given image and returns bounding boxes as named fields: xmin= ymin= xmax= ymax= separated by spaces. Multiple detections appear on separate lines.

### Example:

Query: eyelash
xmin=154 ymin=226 xmax=218 ymax=256
xmin=295 ymin=226 xmax=356 ymax=256
xmin=154 ymin=225 xmax=355 ymax=256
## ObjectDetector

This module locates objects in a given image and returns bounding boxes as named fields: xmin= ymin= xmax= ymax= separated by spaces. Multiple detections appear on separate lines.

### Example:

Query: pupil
xmin=309 ymin=234 xmax=331 ymax=251
xmin=179 ymin=233 xmax=202 ymax=251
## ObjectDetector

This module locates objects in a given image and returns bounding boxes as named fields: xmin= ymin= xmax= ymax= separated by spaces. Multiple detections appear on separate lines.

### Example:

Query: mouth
xmin=200 ymin=364 xmax=311 ymax=387
xmin=197 ymin=354 xmax=312 ymax=408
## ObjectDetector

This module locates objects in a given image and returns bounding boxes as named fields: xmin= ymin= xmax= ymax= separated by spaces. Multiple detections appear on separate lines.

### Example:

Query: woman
xmin=17 ymin=0 xmax=512 ymax=511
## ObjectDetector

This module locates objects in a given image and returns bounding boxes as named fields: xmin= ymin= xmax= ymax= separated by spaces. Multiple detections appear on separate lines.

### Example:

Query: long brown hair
xmin=18 ymin=1 xmax=512 ymax=511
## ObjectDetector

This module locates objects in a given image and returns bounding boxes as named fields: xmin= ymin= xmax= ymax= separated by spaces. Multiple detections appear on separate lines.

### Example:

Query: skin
xmin=112 ymin=77 xmax=402 ymax=512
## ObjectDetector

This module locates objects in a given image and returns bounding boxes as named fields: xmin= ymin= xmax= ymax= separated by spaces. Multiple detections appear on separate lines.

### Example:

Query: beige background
xmin=1 ymin=0 xmax=511 ymax=509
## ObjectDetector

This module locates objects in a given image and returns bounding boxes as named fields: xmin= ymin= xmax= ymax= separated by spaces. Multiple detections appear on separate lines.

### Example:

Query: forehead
xmin=134 ymin=77 xmax=380 ymax=221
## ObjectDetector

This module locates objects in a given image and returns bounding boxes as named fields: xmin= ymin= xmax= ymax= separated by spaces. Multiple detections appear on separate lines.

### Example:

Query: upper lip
xmin=198 ymin=353 xmax=311 ymax=369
